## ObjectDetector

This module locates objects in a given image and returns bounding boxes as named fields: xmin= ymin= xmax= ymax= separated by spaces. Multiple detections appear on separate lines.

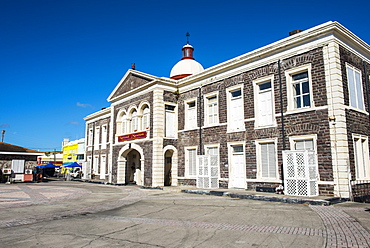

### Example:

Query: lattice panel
xmin=283 ymin=151 xmax=318 ymax=197
xmin=197 ymin=155 xmax=219 ymax=189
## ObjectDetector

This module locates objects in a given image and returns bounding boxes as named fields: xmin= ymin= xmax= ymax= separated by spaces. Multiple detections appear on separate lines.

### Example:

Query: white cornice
xmin=177 ymin=21 xmax=370 ymax=88
xmin=107 ymin=70 xmax=177 ymax=103
xmin=84 ymin=107 xmax=111 ymax=121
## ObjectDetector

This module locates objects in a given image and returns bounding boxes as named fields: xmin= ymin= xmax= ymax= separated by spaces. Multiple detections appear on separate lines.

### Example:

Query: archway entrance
xmin=164 ymin=150 xmax=173 ymax=186
xmin=125 ymin=149 xmax=142 ymax=185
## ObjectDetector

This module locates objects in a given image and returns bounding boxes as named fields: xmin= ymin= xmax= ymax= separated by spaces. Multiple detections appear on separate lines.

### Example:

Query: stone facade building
xmin=0 ymin=142 xmax=42 ymax=182
xmin=84 ymin=21 xmax=370 ymax=199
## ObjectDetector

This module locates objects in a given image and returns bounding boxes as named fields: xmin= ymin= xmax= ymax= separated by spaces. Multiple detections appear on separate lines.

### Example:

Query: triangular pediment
xmin=108 ymin=70 xmax=157 ymax=102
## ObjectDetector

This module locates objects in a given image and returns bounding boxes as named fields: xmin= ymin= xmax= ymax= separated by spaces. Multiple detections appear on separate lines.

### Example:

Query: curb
xmin=181 ymin=189 xmax=332 ymax=206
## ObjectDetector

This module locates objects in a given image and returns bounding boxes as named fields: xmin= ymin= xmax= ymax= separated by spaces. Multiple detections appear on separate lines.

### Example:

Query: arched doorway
xmin=126 ymin=149 xmax=142 ymax=185
xmin=164 ymin=150 xmax=173 ymax=186
xmin=117 ymin=143 xmax=145 ymax=185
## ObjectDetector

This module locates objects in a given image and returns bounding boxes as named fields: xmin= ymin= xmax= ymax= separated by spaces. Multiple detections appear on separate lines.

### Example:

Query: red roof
xmin=0 ymin=142 xmax=41 ymax=153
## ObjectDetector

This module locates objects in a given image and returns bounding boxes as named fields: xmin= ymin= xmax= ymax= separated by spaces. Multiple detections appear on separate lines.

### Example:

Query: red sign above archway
xmin=118 ymin=131 xmax=147 ymax=142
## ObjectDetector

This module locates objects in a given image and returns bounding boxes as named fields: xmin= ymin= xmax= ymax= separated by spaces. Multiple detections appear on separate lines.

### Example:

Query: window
xmin=94 ymin=156 xmax=99 ymax=174
xmin=101 ymin=125 xmax=107 ymax=149
xmin=286 ymin=65 xmax=313 ymax=111
xmin=12 ymin=159 xmax=25 ymax=173
xmin=205 ymin=94 xmax=218 ymax=126
xmin=347 ymin=65 xmax=365 ymax=110
xmin=165 ymin=105 xmax=176 ymax=138
xmin=292 ymin=72 xmax=310 ymax=108
xmin=257 ymin=142 xmax=277 ymax=179
xmin=142 ymin=106 xmax=150 ymax=130
xmin=294 ymin=139 xmax=314 ymax=151
xmin=131 ymin=110 xmax=138 ymax=132
xmin=185 ymin=147 xmax=197 ymax=177
xmin=206 ymin=146 xmax=219 ymax=156
xmin=88 ymin=128 xmax=93 ymax=146
xmin=100 ymin=155 xmax=106 ymax=179
xmin=186 ymin=100 xmax=197 ymax=129
xmin=94 ymin=127 xmax=100 ymax=149
xmin=121 ymin=114 xmax=127 ymax=134
xmin=76 ymin=154 xmax=84 ymax=160
xmin=228 ymin=87 xmax=244 ymax=132
xmin=353 ymin=135 xmax=370 ymax=179
xmin=254 ymin=77 xmax=275 ymax=127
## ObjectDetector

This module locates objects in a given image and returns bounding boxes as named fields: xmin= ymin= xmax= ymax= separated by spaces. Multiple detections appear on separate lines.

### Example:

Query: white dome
xmin=170 ymin=59 xmax=204 ymax=78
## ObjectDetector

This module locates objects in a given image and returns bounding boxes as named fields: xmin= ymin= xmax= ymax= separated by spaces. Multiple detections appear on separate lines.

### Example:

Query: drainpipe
xmin=278 ymin=60 xmax=286 ymax=185
xmin=198 ymin=86 xmax=203 ymax=155
xmin=363 ymin=61 xmax=370 ymax=125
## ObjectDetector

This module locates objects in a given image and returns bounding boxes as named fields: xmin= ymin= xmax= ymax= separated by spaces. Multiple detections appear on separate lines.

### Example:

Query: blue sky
xmin=1 ymin=0 xmax=369 ymax=151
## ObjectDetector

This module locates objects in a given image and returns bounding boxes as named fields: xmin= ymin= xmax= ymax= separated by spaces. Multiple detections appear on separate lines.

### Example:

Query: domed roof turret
xmin=170 ymin=38 xmax=204 ymax=80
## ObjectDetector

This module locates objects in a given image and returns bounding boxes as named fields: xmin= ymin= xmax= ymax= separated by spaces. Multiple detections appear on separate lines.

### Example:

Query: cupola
xmin=170 ymin=33 xmax=204 ymax=80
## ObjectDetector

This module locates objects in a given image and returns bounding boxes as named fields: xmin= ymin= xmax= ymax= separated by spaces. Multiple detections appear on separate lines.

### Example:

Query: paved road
xmin=0 ymin=181 xmax=369 ymax=248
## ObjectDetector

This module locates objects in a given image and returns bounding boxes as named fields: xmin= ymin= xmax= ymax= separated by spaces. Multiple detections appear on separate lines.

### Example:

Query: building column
xmin=151 ymin=89 xmax=164 ymax=186
xmin=324 ymin=42 xmax=351 ymax=198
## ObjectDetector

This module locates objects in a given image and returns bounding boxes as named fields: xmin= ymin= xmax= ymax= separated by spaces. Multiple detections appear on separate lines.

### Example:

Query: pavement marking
xmin=310 ymin=205 xmax=370 ymax=248
xmin=0 ymin=184 xmax=91 ymax=209
xmin=0 ymin=186 xmax=146 ymax=228
xmin=100 ymin=216 xmax=325 ymax=237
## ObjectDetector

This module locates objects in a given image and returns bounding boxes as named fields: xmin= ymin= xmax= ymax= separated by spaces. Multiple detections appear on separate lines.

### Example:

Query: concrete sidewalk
xmin=142 ymin=185 xmax=343 ymax=206
xmin=1 ymin=180 xmax=369 ymax=248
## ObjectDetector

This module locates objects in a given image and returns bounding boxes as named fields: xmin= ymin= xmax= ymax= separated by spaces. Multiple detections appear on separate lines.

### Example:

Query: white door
xmin=230 ymin=145 xmax=245 ymax=188
xmin=259 ymin=89 xmax=273 ymax=126
xmin=230 ymin=90 xmax=244 ymax=131
xmin=100 ymin=156 xmax=106 ymax=179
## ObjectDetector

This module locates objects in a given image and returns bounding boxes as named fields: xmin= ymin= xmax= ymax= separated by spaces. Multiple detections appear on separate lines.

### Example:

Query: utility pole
xmin=1 ymin=130 xmax=5 ymax=142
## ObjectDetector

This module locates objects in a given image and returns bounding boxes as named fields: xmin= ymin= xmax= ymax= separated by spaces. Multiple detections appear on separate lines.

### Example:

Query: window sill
xmin=254 ymin=124 xmax=277 ymax=129
xmin=178 ymin=127 xmax=199 ymax=132
xmin=285 ymin=105 xmax=327 ymax=115
xmin=345 ymin=105 xmax=369 ymax=115
xmin=226 ymin=128 xmax=246 ymax=133
xmin=247 ymin=178 xmax=282 ymax=183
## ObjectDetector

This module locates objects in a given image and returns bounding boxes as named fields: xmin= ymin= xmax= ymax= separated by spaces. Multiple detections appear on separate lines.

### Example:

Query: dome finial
xmin=186 ymin=32 xmax=190 ymax=44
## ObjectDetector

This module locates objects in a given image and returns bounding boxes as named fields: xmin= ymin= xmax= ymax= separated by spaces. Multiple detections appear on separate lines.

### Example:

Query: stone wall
xmin=339 ymin=45 xmax=370 ymax=181
xmin=176 ymin=47 xmax=334 ymax=195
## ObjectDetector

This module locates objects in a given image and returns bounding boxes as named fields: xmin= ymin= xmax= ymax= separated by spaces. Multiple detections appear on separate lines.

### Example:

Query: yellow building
xmin=62 ymin=138 xmax=85 ymax=166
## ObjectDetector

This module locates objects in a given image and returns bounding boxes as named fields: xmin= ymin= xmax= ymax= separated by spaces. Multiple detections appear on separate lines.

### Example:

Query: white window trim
xmin=204 ymin=92 xmax=219 ymax=127
xmin=115 ymin=109 xmax=126 ymax=136
xmin=352 ymin=134 xmax=370 ymax=180
xmin=141 ymin=106 xmax=150 ymax=130
xmin=346 ymin=63 xmax=366 ymax=112
xmin=285 ymin=64 xmax=314 ymax=112
xmin=255 ymin=138 xmax=279 ymax=182
xmin=204 ymin=144 xmax=220 ymax=178
xmin=93 ymin=155 xmax=99 ymax=175
xmin=185 ymin=98 xmax=198 ymax=130
xmin=185 ymin=146 xmax=198 ymax=179
xmin=226 ymin=85 xmax=245 ymax=133
xmin=101 ymin=124 xmax=108 ymax=149
xmin=130 ymin=110 xmax=139 ymax=133
xmin=289 ymin=134 xmax=317 ymax=151
xmin=88 ymin=128 xmax=93 ymax=146
xmin=94 ymin=127 xmax=100 ymax=149
xmin=165 ymin=103 xmax=177 ymax=139
xmin=253 ymin=75 xmax=276 ymax=128
xmin=227 ymin=141 xmax=246 ymax=188
xmin=100 ymin=155 xmax=107 ymax=179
